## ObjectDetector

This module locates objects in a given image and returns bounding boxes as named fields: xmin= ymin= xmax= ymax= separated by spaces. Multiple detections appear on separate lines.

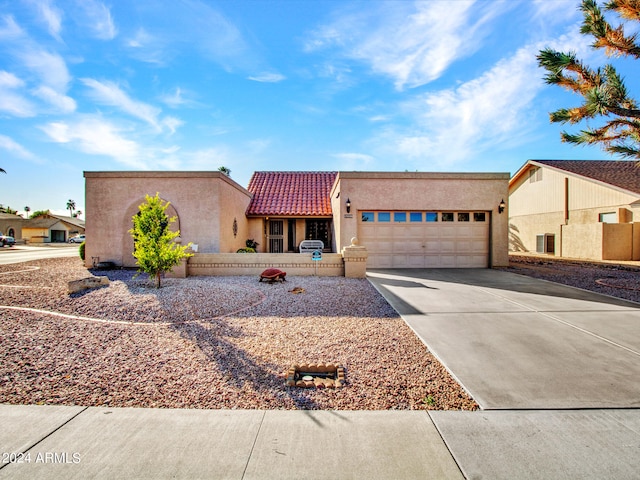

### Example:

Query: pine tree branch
xmin=581 ymin=0 xmax=640 ymax=57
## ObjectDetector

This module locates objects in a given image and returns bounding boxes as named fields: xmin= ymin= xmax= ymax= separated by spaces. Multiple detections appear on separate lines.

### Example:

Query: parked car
xmin=68 ymin=234 xmax=85 ymax=243
xmin=0 ymin=235 xmax=15 ymax=247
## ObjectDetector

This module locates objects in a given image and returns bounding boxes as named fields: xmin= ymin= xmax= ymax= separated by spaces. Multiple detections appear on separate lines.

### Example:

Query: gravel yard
xmin=0 ymin=257 xmax=477 ymax=410
xmin=506 ymin=254 xmax=640 ymax=304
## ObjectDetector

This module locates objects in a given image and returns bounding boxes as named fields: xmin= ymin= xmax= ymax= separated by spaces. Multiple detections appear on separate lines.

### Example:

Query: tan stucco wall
xmin=509 ymin=212 xmax=564 ymax=254
xmin=188 ymin=252 xmax=344 ymax=276
xmin=603 ymin=223 xmax=633 ymax=260
xmin=0 ymin=218 xmax=23 ymax=240
xmin=331 ymin=172 xmax=510 ymax=267
xmin=561 ymin=224 xmax=604 ymax=260
xmin=84 ymin=171 xmax=251 ymax=268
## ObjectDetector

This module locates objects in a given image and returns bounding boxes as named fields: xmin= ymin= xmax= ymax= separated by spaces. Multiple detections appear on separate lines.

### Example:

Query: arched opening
xmin=7 ymin=228 xmax=15 ymax=237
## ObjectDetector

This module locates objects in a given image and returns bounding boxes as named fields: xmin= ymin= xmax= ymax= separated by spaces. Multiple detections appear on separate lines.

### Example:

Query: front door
xmin=305 ymin=219 xmax=331 ymax=251
xmin=268 ymin=220 xmax=284 ymax=253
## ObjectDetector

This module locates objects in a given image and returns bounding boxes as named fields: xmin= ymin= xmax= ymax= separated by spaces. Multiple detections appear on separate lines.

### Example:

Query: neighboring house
xmin=509 ymin=160 xmax=640 ymax=261
xmin=84 ymin=170 xmax=509 ymax=270
xmin=22 ymin=213 xmax=85 ymax=243
xmin=0 ymin=212 xmax=23 ymax=240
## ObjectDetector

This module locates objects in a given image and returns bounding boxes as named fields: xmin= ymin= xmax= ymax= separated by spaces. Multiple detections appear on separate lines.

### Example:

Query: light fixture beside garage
xmin=499 ymin=199 xmax=506 ymax=214
xmin=346 ymin=198 xmax=351 ymax=213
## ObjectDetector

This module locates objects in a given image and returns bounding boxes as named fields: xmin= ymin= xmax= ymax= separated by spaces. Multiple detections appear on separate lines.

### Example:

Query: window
xmin=361 ymin=212 xmax=374 ymax=222
xmin=473 ymin=212 xmax=486 ymax=222
xmin=599 ymin=212 xmax=616 ymax=223
xmin=394 ymin=212 xmax=406 ymax=222
xmin=410 ymin=212 xmax=422 ymax=222
xmin=442 ymin=212 xmax=454 ymax=222
xmin=425 ymin=212 xmax=438 ymax=222
xmin=378 ymin=212 xmax=390 ymax=222
xmin=529 ymin=167 xmax=542 ymax=183
xmin=458 ymin=212 xmax=470 ymax=222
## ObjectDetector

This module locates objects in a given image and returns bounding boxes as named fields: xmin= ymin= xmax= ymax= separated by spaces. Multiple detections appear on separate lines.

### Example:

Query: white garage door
xmin=358 ymin=211 xmax=489 ymax=268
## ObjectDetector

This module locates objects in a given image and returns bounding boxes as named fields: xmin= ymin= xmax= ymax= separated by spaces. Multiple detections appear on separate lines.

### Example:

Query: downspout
xmin=561 ymin=177 xmax=569 ymax=257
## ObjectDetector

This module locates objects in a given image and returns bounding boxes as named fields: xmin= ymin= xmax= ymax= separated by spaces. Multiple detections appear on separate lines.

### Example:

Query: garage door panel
xmin=359 ymin=210 xmax=489 ymax=269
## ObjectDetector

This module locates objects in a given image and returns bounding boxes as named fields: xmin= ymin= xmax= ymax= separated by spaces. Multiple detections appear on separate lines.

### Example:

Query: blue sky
xmin=0 ymin=0 xmax=634 ymax=218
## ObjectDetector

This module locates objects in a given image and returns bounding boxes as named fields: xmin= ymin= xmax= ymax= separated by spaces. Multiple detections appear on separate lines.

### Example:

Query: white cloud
xmin=80 ymin=78 xmax=163 ymax=130
xmin=162 ymin=116 xmax=183 ymax=135
xmin=0 ymin=15 xmax=24 ymax=40
xmin=75 ymin=0 xmax=117 ymax=40
xmin=21 ymin=48 xmax=71 ymax=92
xmin=374 ymin=24 xmax=593 ymax=169
xmin=531 ymin=0 xmax=579 ymax=24
xmin=28 ymin=0 xmax=63 ymax=40
xmin=0 ymin=71 xmax=24 ymax=89
xmin=160 ymin=87 xmax=196 ymax=108
xmin=40 ymin=117 xmax=145 ymax=168
xmin=381 ymin=46 xmax=542 ymax=166
xmin=306 ymin=0 xmax=511 ymax=90
xmin=32 ymin=85 xmax=76 ymax=113
xmin=0 ymin=134 xmax=40 ymax=162
xmin=248 ymin=72 xmax=286 ymax=83
xmin=0 ymin=71 xmax=36 ymax=117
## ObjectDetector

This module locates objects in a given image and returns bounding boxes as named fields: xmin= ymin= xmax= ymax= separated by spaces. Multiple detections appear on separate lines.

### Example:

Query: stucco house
xmin=84 ymin=170 xmax=509 ymax=273
xmin=0 ymin=212 xmax=23 ymax=240
xmin=509 ymin=160 xmax=640 ymax=261
xmin=22 ymin=213 xmax=85 ymax=243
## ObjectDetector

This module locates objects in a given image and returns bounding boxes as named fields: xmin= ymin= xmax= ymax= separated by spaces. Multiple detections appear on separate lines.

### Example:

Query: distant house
xmin=84 ymin=170 xmax=509 ymax=271
xmin=509 ymin=160 xmax=640 ymax=261
xmin=23 ymin=213 xmax=85 ymax=243
xmin=0 ymin=212 xmax=23 ymax=239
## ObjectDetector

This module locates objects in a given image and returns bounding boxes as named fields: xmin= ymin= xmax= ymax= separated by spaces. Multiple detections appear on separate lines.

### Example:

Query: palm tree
xmin=0 ymin=168 xmax=5 ymax=174
xmin=66 ymin=199 xmax=76 ymax=217
xmin=24 ymin=206 xmax=30 ymax=218
xmin=218 ymin=166 xmax=231 ymax=176
xmin=74 ymin=209 xmax=82 ymax=218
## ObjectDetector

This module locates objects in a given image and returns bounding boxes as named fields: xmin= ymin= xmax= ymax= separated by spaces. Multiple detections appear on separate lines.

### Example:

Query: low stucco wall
xmin=562 ymin=223 xmax=634 ymax=261
xmin=188 ymin=253 xmax=345 ymax=276
xmin=602 ymin=223 xmax=633 ymax=260
xmin=561 ymin=224 xmax=603 ymax=260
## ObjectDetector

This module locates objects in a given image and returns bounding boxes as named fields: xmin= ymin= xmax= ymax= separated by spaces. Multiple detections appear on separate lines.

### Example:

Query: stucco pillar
xmin=342 ymin=237 xmax=368 ymax=278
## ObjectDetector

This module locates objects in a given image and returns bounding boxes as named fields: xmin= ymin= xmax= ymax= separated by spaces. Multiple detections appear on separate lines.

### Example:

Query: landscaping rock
xmin=67 ymin=276 xmax=110 ymax=294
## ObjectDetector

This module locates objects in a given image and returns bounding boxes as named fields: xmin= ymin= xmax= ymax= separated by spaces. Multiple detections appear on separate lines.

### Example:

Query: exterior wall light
xmin=346 ymin=198 xmax=351 ymax=213
xmin=498 ymin=199 xmax=506 ymax=214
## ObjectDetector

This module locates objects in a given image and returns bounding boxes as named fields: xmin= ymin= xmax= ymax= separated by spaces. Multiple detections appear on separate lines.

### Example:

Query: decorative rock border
xmin=285 ymin=363 xmax=346 ymax=389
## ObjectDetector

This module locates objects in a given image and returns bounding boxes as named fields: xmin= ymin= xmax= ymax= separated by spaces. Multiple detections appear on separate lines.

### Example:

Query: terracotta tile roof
xmin=534 ymin=160 xmax=640 ymax=195
xmin=246 ymin=171 xmax=337 ymax=216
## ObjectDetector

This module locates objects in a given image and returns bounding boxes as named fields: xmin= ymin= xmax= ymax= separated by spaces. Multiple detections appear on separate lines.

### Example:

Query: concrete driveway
xmin=367 ymin=269 xmax=640 ymax=410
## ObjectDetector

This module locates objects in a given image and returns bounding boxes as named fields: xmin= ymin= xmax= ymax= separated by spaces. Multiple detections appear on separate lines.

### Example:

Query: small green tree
xmin=129 ymin=193 xmax=192 ymax=288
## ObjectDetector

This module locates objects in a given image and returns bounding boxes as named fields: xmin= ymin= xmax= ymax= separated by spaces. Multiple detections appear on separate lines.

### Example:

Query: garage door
xmin=358 ymin=211 xmax=489 ymax=268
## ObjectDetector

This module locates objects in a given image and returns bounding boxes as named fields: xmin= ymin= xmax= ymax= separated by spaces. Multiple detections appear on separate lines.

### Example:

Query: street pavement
xmin=0 ymin=244 xmax=79 ymax=264
xmin=1 ymin=268 xmax=639 ymax=479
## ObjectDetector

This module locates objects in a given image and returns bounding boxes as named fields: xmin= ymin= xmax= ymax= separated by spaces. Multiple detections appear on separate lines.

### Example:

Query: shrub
xmin=245 ymin=239 xmax=259 ymax=250
xmin=236 ymin=247 xmax=256 ymax=253
xmin=79 ymin=241 xmax=85 ymax=260
xmin=129 ymin=193 xmax=193 ymax=288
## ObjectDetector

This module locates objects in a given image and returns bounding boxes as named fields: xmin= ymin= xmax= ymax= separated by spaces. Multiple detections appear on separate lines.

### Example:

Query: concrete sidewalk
xmin=2 ymin=405 xmax=640 ymax=479
xmin=0 ymin=405 xmax=462 ymax=479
